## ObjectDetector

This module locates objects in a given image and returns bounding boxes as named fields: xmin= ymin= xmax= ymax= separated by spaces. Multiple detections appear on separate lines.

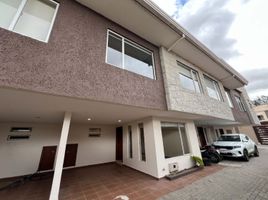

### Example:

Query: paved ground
xmin=0 ymin=162 xmax=222 ymax=200
xmin=159 ymin=146 xmax=268 ymax=200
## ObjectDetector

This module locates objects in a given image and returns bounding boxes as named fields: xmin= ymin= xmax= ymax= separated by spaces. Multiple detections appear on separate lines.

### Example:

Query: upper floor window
xmin=225 ymin=90 xmax=233 ymax=108
xmin=0 ymin=0 xmax=59 ymax=42
xmin=204 ymin=75 xmax=222 ymax=101
xmin=257 ymin=115 xmax=264 ymax=121
xmin=177 ymin=62 xmax=202 ymax=93
xmin=106 ymin=30 xmax=155 ymax=79
xmin=235 ymin=96 xmax=246 ymax=111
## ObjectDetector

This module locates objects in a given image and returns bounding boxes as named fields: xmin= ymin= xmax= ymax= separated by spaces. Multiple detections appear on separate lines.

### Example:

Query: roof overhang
xmin=76 ymin=0 xmax=248 ymax=89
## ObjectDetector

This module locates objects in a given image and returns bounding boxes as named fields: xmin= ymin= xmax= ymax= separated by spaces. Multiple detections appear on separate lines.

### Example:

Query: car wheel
xmin=243 ymin=149 xmax=249 ymax=161
xmin=254 ymin=146 xmax=259 ymax=157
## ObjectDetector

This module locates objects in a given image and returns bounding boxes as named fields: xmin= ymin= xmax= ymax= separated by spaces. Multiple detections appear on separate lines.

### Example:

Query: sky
xmin=151 ymin=0 xmax=268 ymax=99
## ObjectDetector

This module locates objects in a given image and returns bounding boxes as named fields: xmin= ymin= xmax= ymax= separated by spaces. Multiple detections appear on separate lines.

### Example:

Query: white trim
xmin=178 ymin=127 xmax=185 ymax=155
xmin=8 ymin=0 xmax=27 ymax=30
xmin=6 ymin=0 xmax=59 ymax=43
xmin=45 ymin=0 xmax=60 ymax=43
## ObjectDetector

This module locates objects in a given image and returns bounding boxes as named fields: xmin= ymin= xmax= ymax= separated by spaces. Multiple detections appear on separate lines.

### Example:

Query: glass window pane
xmin=107 ymin=33 xmax=123 ymax=67
xmin=179 ymin=74 xmax=195 ymax=91
xmin=180 ymin=126 xmax=190 ymax=154
xmin=178 ymin=64 xmax=191 ymax=78
xmin=124 ymin=40 xmax=154 ymax=79
xmin=139 ymin=123 xmax=146 ymax=161
xmin=13 ymin=0 xmax=57 ymax=42
xmin=128 ymin=126 xmax=133 ymax=159
xmin=0 ymin=0 xmax=21 ymax=29
xmin=225 ymin=91 xmax=233 ymax=108
xmin=161 ymin=122 xmax=183 ymax=158
xmin=204 ymin=76 xmax=220 ymax=100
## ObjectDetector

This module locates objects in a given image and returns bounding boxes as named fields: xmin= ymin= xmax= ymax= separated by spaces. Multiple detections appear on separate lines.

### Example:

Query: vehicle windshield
xmin=217 ymin=135 xmax=241 ymax=142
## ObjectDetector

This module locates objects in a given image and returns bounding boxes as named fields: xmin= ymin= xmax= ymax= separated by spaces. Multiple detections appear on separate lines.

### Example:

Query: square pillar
xmin=49 ymin=112 xmax=72 ymax=200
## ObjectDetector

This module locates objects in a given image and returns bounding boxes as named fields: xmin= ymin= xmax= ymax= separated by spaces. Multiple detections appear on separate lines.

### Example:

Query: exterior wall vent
xmin=89 ymin=128 xmax=101 ymax=137
xmin=10 ymin=127 xmax=32 ymax=132
xmin=7 ymin=135 xmax=30 ymax=140
xmin=168 ymin=162 xmax=179 ymax=173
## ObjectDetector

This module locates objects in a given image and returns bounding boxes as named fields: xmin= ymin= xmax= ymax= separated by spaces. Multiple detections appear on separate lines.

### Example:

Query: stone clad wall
xmin=160 ymin=47 xmax=234 ymax=121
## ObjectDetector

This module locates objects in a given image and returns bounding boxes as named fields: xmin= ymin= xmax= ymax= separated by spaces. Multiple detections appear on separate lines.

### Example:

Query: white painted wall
xmin=122 ymin=118 xmax=159 ymax=178
xmin=0 ymin=122 xmax=116 ymax=179
xmin=123 ymin=118 xmax=201 ymax=179
xmin=153 ymin=118 xmax=201 ymax=178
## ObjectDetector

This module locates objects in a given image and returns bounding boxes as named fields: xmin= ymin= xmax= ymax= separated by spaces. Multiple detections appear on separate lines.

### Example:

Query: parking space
xmin=159 ymin=146 xmax=268 ymax=200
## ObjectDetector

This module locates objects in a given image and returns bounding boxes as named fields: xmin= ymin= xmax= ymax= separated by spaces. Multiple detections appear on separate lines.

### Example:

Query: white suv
xmin=213 ymin=133 xmax=259 ymax=161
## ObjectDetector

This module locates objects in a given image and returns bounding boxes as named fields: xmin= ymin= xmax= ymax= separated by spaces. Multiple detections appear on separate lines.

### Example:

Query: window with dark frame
xmin=106 ymin=30 xmax=155 ymax=79
xmin=138 ymin=123 xmax=146 ymax=161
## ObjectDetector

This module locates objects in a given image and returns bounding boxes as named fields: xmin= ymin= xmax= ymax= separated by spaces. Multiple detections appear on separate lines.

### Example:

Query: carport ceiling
xmin=0 ymin=88 xmax=210 ymax=124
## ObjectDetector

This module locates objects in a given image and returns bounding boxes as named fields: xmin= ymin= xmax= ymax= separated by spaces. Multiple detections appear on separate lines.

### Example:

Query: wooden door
xmin=116 ymin=127 xmax=123 ymax=161
xmin=63 ymin=144 xmax=78 ymax=168
xmin=38 ymin=146 xmax=57 ymax=171
xmin=197 ymin=127 xmax=207 ymax=148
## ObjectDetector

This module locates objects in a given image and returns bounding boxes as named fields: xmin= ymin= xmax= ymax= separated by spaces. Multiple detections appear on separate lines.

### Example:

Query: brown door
xmin=197 ymin=127 xmax=207 ymax=148
xmin=64 ymin=144 xmax=78 ymax=168
xmin=116 ymin=127 xmax=123 ymax=161
xmin=38 ymin=146 xmax=57 ymax=171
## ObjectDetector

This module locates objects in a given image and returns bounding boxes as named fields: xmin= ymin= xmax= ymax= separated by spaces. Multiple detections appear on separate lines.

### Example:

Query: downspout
xmin=168 ymin=34 xmax=185 ymax=52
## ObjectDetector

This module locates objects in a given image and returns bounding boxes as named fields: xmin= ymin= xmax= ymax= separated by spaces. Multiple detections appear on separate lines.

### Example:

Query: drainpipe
xmin=168 ymin=34 xmax=185 ymax=52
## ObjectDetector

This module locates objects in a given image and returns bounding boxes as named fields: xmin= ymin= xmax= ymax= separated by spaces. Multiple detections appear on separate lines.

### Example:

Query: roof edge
xmin=135 ymin=0 xmax=248 ymax=85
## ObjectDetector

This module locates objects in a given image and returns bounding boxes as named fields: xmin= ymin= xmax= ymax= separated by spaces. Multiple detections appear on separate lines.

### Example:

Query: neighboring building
xmin=254 ymin=104 xmax=268 ymax=125
xmin=0 ymin=0 xmax=259 ymax=199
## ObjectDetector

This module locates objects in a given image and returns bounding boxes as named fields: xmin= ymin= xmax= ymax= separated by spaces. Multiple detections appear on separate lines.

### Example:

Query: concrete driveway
xmin=159 ymin=146 xmax=268 ymax=200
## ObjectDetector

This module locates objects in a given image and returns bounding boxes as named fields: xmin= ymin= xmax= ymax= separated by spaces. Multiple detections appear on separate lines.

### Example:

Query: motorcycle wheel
xmin=209 ymin=152 xmax=221 ymax=163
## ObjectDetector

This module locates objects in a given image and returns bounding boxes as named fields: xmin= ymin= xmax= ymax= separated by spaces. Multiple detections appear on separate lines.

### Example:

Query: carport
xmin=0 ymin=162 xmax=223 ymax=200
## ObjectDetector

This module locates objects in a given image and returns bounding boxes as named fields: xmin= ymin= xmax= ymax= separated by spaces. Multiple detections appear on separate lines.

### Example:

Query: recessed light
xmin=87 ymin=118 xmax=91 ymax=121
xmin=118 ymin=120 xmax=122 ymax=123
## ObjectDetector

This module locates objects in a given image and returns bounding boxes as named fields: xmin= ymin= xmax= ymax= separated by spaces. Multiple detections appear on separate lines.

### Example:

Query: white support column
xmin=49 ymin=112 xmax=72 ymax=200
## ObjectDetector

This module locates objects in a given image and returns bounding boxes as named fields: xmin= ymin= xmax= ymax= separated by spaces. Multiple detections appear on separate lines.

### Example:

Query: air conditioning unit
xmin=168 ymin=162 xmax=179 ymax=173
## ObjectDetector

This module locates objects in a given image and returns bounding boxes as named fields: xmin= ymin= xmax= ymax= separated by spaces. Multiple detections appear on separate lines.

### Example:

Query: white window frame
xmin=105 ymin=29 xmax=156 ymax=79
xmin=177 ymin=61 xmax=202 ymax=93
xmin=3 ymin=0 xmax=59 ymax=43
xmin=204 ymin=75 xmax=223 ymax=101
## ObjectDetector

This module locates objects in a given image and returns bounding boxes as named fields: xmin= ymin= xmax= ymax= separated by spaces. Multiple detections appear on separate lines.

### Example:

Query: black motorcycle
xmin=201 ymin=145 xmax=222 ymax=165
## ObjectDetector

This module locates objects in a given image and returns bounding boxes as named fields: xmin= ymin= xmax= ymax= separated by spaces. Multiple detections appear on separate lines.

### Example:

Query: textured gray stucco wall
xmin=160 ymin=47 xmax=234 ymax=121
xmin=0 ymin=0 xmax=167 ymax=110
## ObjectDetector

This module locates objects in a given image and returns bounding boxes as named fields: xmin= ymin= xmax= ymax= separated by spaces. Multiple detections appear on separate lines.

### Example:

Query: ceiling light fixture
xmin=118 ymin=120 xmax=122 ymax=123
xmin=87 ymin=118 xmax=91 ymax=121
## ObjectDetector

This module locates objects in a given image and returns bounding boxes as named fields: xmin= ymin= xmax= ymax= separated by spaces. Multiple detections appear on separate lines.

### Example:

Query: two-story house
xmin=0 ymin=0 xmax=259 ymax=199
